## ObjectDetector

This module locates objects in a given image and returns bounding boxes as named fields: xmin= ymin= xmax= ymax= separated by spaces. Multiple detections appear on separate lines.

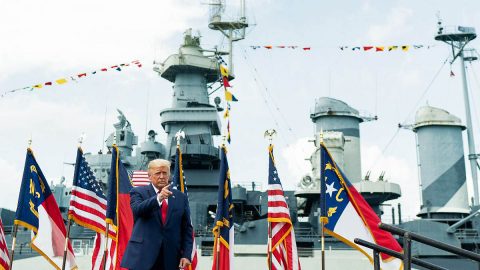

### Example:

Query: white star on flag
xmin=326 ymin=182 xmax=338 ymax=197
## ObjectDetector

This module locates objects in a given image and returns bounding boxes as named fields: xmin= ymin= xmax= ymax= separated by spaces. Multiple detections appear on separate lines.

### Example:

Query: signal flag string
xmin=217 ymin=56 xmax=239 ymax=144
xmin=249 ymin=44 xmax=437 ymax=52
xmin=1 ymin=60 xmax=142 ymax=99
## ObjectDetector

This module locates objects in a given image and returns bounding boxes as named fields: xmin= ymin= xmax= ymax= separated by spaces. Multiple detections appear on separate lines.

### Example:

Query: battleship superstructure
xmin=4 ymin=8 xmax=480 ymax=270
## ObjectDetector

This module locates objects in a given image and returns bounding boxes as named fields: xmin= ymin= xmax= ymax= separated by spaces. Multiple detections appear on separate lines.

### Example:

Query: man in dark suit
xmin=121 ymin=159 xmax=193 ymax=270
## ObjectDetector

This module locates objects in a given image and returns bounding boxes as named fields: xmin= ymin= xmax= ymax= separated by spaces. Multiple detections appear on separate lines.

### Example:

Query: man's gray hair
xmin=148 ymin=159 xmax=171 ymax=170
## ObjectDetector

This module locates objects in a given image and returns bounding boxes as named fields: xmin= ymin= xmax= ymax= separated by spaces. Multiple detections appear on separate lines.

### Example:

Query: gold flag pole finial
xmin=264 ymin=128 xmax=277 ymax=270
xmin=263 ymin=129 xmax=277 ymax=144
xmin=222 ymin=134 xmax=227 ymax=146
xmin=320 ymin=128 xmax=324 ymax=144
xmin=175 ymin=130 xmax=185 ymax=146
xmin=78 ymin=132 xmax=86 ymax=147
xmin=113 ymin=132 xmax=117 ymax=146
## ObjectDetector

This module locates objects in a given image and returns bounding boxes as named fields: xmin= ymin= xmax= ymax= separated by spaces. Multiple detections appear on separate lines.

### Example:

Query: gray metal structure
xmin=388 ymin=20 xmax=480 ymax=270
xmin=6 ymin=14 xmax=480 ymax=270
xmin=435 ymin=20 xmax=479 ymax=206
xmin=412 ymin=106 xmax=470 ymax=219
xmin=301 ymin=97 xmax=401 ymax=217
xmin=310 ymin=97 xmax=365 ymax=183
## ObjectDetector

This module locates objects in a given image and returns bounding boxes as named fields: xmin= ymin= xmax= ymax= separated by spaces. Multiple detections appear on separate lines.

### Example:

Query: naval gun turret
xmin=85 ymin=109 xmax=166 ymax=188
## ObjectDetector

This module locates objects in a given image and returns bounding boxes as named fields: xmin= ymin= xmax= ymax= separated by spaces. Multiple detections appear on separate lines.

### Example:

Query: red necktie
xmin=161 ymin=199 xmax=168 ymax=224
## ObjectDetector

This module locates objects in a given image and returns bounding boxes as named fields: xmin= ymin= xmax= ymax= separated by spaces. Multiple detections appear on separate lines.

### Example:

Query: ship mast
xmin=208 ymin=0 xmax=248 ymax=74
xmin=435 ymin=18 xmax=479 ymax=205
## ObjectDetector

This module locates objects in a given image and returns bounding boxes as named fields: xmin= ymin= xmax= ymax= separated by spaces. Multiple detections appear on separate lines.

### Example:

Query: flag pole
xmin=268 ymin=221 xmax=272 ymax=270
xmin=10 ymin=141 xmax=34 ymax=270
xmin=61 ymin=219 xmax=72 ymax=270
xmin=321 ymin=218 xmax=326 ymax=270
xmin=9 ymin=223 xmax=18 ymax=270
xmin=62 ymin=135 xmax=85 ymax=270
xmin=319 ymin=130 xmax=327 ymax=270
xmin=215 ymin=235 xmax=220 ymax=270
xmin=214 ymin=140 xmax=225 ymax=270
xmin=264 ymin=130 xmax=276 ymax=270
xmin=103 ymin=223 xmax=110 ymax=270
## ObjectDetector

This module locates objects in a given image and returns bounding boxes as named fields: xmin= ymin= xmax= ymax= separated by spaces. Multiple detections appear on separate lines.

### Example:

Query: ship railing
xmin=355 ymin=223 xmax=480 ymax=270
xmin=3 ymin=225 xmax=96 ymax=257
xmin=377 ymin=215 xmax=418 ymax=225
xmin=233 ymin=181 xmax=263 ymax=191
xmin=195 ymin=226 xmax=215 ymax=237
xmin=454 ymin=228 xmax=480 ymax=240
xmin=3 ymin=228 xmax=37 ymax=257
xmin=294 ymin=227 xmax=320 ymax=239
xmin=196 ymin=225 xmax=320 ymax=239
xmin=70 ymin=238 xmax=95 ymax=256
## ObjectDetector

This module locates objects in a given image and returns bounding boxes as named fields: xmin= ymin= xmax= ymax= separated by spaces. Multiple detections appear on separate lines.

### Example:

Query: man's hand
xmin=179 ymin=258 xmax=191 ymax=269
xmin=157 ymin=184 xmax=172 ymax=201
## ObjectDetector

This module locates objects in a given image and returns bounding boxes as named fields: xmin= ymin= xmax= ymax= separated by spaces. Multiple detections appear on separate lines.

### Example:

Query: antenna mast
xmin=208 ymin=0 xmax=248 ymax=74
xmin=435 ymin=16 xmax=479 ymax=205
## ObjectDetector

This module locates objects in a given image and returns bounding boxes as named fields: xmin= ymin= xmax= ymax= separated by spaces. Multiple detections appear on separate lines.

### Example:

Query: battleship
xmin=2 ymin=1 xmax=480 ymax=270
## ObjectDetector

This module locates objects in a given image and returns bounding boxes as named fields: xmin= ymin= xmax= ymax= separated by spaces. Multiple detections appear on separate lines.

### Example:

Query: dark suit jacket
xmin=121 ymin=185 xmax=193 ymax=270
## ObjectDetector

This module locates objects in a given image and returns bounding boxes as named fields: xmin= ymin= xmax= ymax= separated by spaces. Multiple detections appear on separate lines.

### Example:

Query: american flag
xmin=0 ymin=216 xmax=9 ymax=270
xmin=130 ymin=170 xmax=149 ymax=187
xmin=68 ymin=148 xmax=116 ymax=270
xmin=267 ymin=145 xmax=301 ymax=270
xmin=91 ymin=232 xmax=116 ymax=270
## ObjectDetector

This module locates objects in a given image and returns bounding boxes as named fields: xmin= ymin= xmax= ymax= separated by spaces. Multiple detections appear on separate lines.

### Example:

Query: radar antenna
xmin=208 ymin=0 xmax=248 ymax=74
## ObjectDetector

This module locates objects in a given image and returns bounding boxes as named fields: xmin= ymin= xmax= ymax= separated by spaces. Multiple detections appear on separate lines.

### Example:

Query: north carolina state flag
xmin=14 ymin=148 xmax=77 ymax=269
xmin=320 ymin=144 xmax=403 ymax=270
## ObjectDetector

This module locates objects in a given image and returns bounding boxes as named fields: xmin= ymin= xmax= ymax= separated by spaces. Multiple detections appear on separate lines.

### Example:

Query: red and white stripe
xmin=0 ymin=217 xmax=9 ymax=270
xmin=91 ymin=232 xmax=117 ymax=270
xmin=69 ymin=186 xmax=109 ymax=233
xmin=131 ymin=171 xmax=150 ymax=187
xmin=34 ymin=196 xmax=77 ymax=269
xmin=189 ymin=234 xmax=198 ymax=270
xmin=268 ymin=184 xmax=300 ymax=270
xmin=68 ymin=186 xmax=117 ymax=269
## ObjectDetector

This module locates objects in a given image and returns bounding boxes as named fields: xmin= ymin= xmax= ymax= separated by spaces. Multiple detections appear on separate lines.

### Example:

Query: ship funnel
xmin=310 ymin=97 xmax=364 ymax=182
xmin=413 ymin=106 xmax=470 ymax=218
xmin=308 ymin=97 xmax=400 ymax=217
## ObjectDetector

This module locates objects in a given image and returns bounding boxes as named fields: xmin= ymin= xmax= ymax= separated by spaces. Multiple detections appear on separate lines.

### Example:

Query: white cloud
xmin=361 ymin=143 xmax=420 ymax=221
xmin=0 ymin=95 xmax=107 ymax=192
xmin=0 ymin=0 xmax=204 ymax=77
xmin=0 ymin=95 xmax=104 ymax=137
xmin=0 ymin=159 xmax=22 ymax=210
xmin=367 ymin=7 xmax=414 ymax=42
xmin=280 ymin=137 xmax=316 ymax=189
xmin=361 ymin=0 xmax=372 ymax=12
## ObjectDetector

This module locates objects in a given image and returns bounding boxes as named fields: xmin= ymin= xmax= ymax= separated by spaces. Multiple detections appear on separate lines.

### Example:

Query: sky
xmin=1 ymin=0 xmax=480 ymax=221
